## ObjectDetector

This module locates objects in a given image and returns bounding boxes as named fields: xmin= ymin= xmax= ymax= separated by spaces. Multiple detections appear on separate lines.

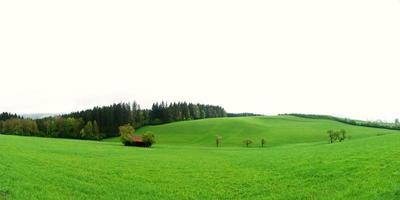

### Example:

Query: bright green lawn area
xmin=104 ymin=116 xmax=400 ymax=147
xmin=1 ymin=116 xmax=400 ymax=199
xmin=1 ymin=134 xmax=400 ymax=199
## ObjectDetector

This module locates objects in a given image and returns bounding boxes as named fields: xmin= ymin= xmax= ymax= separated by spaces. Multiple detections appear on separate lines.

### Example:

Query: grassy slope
xmin=2 ymin=116 xmax=400 ymax=199
xmin=105 ymin=116 xmax=400 ymax=147
xmin=1 ymin=133 xmax=400 ymax=199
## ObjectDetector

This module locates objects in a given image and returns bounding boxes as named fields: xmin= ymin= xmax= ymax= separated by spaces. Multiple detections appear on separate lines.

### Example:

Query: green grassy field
xmin=105 ymin=116 xmax=399 ymax=147
xmin=1 ymin=116 xmax=400 ymax=199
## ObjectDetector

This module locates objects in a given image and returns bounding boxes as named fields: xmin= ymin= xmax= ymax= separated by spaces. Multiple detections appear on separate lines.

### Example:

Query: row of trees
xmin=0 ymin=112 xmax=20 ymax=121
xmin=0 ymin=118 xmax=39 ymax=136
xmin=227 ymin=113 xmax=261 ymax=117
xmin=284 ymin=114 xmax=400 ymax=130
xmin=64 ymin=102 xmax=227 ymax=138
xmin=215 ymin=135 xmax=267 ymax=148
xmin=243 ymin=138 xmax=266 ymax=147
xmin=0 ymin=117 xmax=101 ymax=139
xmin=150 ymin=102 xmax=226 ymax=124
xmin=0 ymin=101 xmax=228 ymax=140
xmin=64 ymin=102 xmax=147 ymax=138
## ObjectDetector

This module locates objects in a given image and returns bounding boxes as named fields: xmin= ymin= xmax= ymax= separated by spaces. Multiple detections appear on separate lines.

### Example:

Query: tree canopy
xmin=0 ymin=101 xmax=228 ymax=140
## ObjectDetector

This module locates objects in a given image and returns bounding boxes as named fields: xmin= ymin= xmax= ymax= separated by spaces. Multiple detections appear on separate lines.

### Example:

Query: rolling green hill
xmin=105 ymin=116 xmax=400 ymax=147
xmin=1 ymin=116 xmax=400 ymax=199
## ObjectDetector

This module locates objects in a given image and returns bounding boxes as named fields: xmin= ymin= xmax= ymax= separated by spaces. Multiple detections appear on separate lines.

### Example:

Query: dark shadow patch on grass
xmin=395 ymin=189 xmax=400 ymax=196
xmin=378 ymin=188 xmax=400 ymax=199
xmin=0 ymin=190 xmax=9 ymax=200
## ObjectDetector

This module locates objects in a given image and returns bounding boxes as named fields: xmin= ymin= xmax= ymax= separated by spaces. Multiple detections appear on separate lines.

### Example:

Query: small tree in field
xmin=216 ymin=135 xmax=222 ymax=147
xmin=142 ymin=131 xmax=156 ymax=147
xmin=327 ymin=129 xmax=347 ymax=143
xmin=261 ymin=138 xmax=266 ymax=147
xmin=333 ymin=131 xmax=340 ymax=142
xmin=243 ymin=139 xmax=252 ymax=147
xmin=338 ymin=129 xmax=346 ymax=142
xmin=327 ymin=130 xmax=335 ymax=143
xmin=119 ymin=124 xmax=135 ymax=145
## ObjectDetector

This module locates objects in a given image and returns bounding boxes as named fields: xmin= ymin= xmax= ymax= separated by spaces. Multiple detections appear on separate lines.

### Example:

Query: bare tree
xmin=243 ymin=139 xmax=252 ymax=147
xmin=261 ymin=138 xmax=266 ymax=147
xmin=216 ymin=135 xmax=222 ymax=147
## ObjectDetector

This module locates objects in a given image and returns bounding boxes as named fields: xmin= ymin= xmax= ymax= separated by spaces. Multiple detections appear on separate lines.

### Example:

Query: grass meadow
xmin=1 ymin=116 xmax=400 ymax=199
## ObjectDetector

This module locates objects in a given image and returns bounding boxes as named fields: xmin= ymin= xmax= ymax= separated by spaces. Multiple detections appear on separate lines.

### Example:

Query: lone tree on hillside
xmin=327 ymin=129 xmax=348 ymax=143
xmin=119 ymin=124 xmax=135 ymax=145
xmin=327 ymin=130 xmax=335 ymax=143
xmin=338 ymin=129 xmax=346 ymax=142
xmin=142 ymin=131 xmax=156 ymax=147
xmin=216 ymin=135 xmax=222 ymax=147
xmin=261 ymin=138 xmax=266 ymax=147
xmin=243 ymin=139 xmax=253 ymax=147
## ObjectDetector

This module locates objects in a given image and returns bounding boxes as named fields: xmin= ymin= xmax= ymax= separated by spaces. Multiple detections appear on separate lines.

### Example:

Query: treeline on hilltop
xmin=227 ymin=113 xmax=261 ymax=117
xmin=0 ymin=112 xmax=20 ymax=121
xmin=0 ymin=115 xmax=102 ymax=140
xmin=0 ymin=102 xmax=227 ymax=140
xmin=284 ymin=113 xmax=400 ymax=130
xmin=64 ymin=102 xmax=227 ymax=138
xmin=149 ymin=102 xmax=227 ymax=124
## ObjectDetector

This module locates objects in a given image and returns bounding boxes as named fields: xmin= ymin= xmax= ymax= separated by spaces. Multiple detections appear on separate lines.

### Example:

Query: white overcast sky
xmin=1 ymin=0 xmax=400 ymax=121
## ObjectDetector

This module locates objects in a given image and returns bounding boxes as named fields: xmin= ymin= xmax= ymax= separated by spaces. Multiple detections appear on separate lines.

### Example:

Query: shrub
xmin=327 ymin=130 xmax=334 ymax=143
xmin=142 ymin=131 xmax=156 ymax=147
xmin=327 ymin=129 xmax=347 ymax=143
xmin=119 ymin=124 xmax=135 ymax=145
xmin=338 ymin=129 xmax=346 ymax=142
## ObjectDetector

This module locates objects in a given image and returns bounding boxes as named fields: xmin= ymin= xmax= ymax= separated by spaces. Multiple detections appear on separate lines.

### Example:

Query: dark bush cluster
xmin=142 ymin=132 xmax=156 ymax=147
xmin=119 ymin=124 xmax=155 ymax=147
xmin=327 ymin=129 xmax=348 ymax=143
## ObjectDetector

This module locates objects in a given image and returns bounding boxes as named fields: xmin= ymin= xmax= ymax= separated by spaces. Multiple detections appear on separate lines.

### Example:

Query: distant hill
xmin=21 ymin=113 xmax=60 ymax=119
xmin=104 ymin=116 xmax=400 ymax=147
